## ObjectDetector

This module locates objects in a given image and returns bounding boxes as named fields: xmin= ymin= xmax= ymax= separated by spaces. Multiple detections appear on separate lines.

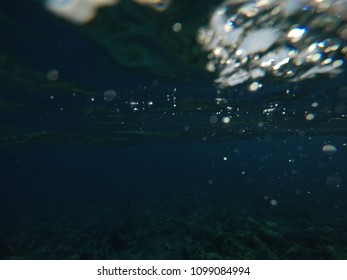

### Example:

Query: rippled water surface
xmin=1 ymin=0 xmax=347 ymax=259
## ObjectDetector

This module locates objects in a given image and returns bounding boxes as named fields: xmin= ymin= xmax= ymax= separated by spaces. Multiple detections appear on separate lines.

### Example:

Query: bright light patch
xmin=198 ymin=0 xmax=347 ymax=88
xmin=249 ymin=81 xmax=261 ymax=92
xmin=305 ymin=113 xmax=315 ymax=121
xmin=288 ymin=27 xmax=307 ymax=42
xmin=45 ymin=0 xmax=119 ymax=24
xmin=270 ymin=199 xmax=278 ymax=206
xmin=45 ymin=0 xmax=171 ymax=24
xmin=222 ymin=116 xmax=230 ymax=124
xmin=322 ymin=144 xmax=337 ymax=155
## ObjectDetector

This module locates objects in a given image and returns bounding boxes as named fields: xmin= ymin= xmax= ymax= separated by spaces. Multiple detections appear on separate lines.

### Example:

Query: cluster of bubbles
xmin=198 ymin=0 xmax=347 ymax=88
xmin=45 ymin=0 xmax=172 ymax=24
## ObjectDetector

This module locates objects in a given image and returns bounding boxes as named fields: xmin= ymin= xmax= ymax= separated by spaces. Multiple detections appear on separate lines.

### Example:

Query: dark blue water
xmin=1 ymin=137 xmax=346 ymax=259
xmin=1 ymin=0 xmax=347 ymax=259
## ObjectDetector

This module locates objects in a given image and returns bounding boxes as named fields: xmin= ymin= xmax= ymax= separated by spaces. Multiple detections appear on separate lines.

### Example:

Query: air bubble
xmin=322 ymin=144 xmax=337 ymax=155
xmin=103 ymin=89 xmax=117 ymax=101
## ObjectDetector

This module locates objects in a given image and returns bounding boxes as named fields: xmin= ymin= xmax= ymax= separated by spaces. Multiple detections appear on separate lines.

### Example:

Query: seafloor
xmin=1 ymin=185 xmax=347 ymax=260
xmin=1 ymin=139 xmax=347 ymax=260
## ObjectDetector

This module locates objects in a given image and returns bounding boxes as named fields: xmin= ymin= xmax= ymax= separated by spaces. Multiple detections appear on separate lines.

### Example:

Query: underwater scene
xmin=1 ymin=0 xmax=347 ymax=259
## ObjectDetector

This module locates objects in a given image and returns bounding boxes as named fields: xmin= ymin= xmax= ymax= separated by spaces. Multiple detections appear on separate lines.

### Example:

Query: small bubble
xmin=249 ymin=82 xmax=261 ymax=92
xmin=223 ymin=157 xmax=228 ymax=161
xmin=209 ymin=115 xmax=218 ymax=124
xmin=322 ymin=144 xmax=337 ymax=155
xmin=298 ymin=130 xmax=305 ymax=137
xmin=206 ymin=61 xmax=216 ymax=72
xmin=305 ymin=113 xmax=315 ymax=121
xmin=270 ymin=199 xmax=278 ymax=206
xmin=222 ymin=116 xmax=230 ymax=124
xmin=103 ymin=89 xmax=117 ymax=102
xmin=172 ymin=22 xmax=182 ymax=32
xmin=46 ymin=69 xmax=59 ymax=81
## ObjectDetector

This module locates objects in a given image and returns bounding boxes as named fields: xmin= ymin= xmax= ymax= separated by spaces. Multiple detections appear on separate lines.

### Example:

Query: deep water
xmin=1 ymin=138 xmax=347 ymax=259
xmin=1 ymin=0 xmax=347 ymax=260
